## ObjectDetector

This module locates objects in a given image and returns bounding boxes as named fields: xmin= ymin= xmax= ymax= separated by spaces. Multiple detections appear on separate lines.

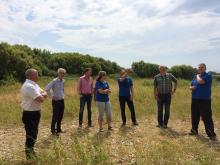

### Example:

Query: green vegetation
xmin=1 ymin=42 xmax=219 ymax=86
xmin=0 ymin=42 xmax=121 ymax=84
xmin=132 ymin=60 xmax=197 ymax=80
xmin=0 ymin=77 xmax=220 ymax=164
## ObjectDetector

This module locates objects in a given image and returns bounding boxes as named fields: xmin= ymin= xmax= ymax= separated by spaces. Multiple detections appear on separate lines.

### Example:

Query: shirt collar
xmin=26 ymin=79 xmax=36 ymax=85
xmin=83 ymin=75 xmax=90 ymax=80
xmin=160 ymin=73 xmax=167 ymax=76
xmin=56 ymin=77 xmax=64 ymax=82
xmin=201 ymin=72 xmax=207 ymax=76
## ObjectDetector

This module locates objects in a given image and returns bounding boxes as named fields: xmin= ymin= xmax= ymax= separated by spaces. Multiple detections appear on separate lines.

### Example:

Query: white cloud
xmin=0 ymin=0 xmax=220 ymax=70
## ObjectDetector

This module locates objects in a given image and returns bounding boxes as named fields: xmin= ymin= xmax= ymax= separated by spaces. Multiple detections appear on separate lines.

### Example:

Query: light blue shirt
xmin=45 ymin=78 xmax=65 ymax=100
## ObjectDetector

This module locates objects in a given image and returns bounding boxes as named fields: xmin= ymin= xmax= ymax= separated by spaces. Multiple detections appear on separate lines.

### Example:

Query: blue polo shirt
xmin=118 ymin=77 xmax=133 ymax=96
xmin=191 ymin=72 xmax=212 ymax=100
xmin=95 ymin=81 xmax=109 ymax=102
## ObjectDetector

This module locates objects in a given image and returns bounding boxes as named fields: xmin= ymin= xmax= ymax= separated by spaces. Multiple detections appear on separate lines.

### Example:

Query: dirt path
xmin=1 ymin=118 xmax=220 ymax=164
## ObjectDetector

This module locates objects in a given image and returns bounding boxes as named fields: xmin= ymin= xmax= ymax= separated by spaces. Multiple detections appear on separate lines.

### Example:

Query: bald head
xmin=25 ymin=69 xmax=38 ymax=82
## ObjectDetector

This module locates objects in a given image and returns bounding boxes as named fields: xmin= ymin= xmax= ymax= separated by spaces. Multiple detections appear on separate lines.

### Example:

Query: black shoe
xmin=132 ymin=122 xmax=139 ymax=126
xmin=25 ymin=148 xmax=36 ymax=160
xmin=52 ymin=132 xmax=59 ymax=136
xmin=209 ymin=136 xmax=217 ymax=141
xmin=57 ymin=130 xmax=65 ymax=133
xmin=156 ymin=124 xmax=163 ymax=128
xmin=121 ymin=123 xmax=126 ymax=127
xmin=108 ymin=126 xmax=113 ymax=131
xmin=51 ymin=131 xmax=56 ymax=135
xmin=99 ymin=128 xmax=104 ymax=132
xmin=87 ymin=124 xmax=93 ymax=128
xmin=78 ymin=125 xmax=82 ymax=129
xmin=163 ymin=125 xmax=168 ymax=129
xmin=188 ymin=129 xmax=198 ymax=136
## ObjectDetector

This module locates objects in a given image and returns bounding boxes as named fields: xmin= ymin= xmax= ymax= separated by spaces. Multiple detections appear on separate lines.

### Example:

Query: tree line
xmin=0 ymin=42 xmax=121 ymax=83
xmin=132 ymin=61 xmax=220 ymax=80
xmin=0 ymin=42 xmax=219 ymax=84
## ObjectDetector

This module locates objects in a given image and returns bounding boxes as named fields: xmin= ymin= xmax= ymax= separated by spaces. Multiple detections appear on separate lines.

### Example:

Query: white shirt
xmin=21 ymin=79 xmax=42 ymax=111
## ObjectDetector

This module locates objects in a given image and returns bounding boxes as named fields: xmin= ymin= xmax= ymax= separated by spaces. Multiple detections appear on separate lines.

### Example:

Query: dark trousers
xmin=79 ymin=95 xmax=92 ymax=125
xmin=157 ymin=93 xmax=171 ymax=126
xmin=119 ymin=96 xmax=137 ymax=124
xmin=22 ymin=111 xmax=41 ymax=151
xmin=191 ymin=99 xmax=216 ymax=137
xmin=51 ymin=99 xmax=64 ymax=133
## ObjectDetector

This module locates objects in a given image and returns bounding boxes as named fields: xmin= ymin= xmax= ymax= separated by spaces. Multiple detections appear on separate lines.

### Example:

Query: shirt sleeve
xmin=129 ymin=78 xmax=133 ymax=86
xmin=45 ymin=80 xmax=54 ymax=97
xmin=26 ymin=85 xmax=41 ymax=100
xmin=91 ymin=78 xmax=94 ymax=93
xmin=77 ymin=78 xmax=82 ymax=95
xmin=170 ymin=74 xmax=177 ymax=83
xmin=153 ymin=77 xmax=157 ymax=87
xmin=106 ymin=82 xmax=110 ymax=89
xmin=201 ymin=74 xmax=212 ymax=84
xmin=96 ymin=81 xmax=102 ymax=90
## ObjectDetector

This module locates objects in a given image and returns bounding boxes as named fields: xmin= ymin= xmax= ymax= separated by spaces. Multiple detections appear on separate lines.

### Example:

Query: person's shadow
xmin=159 ymin=127 xmax=188 ymax=139
xmin=91 ymin=130 xmax=112 ymax=145
xmin=118 ymin=125 xmax=136 ymax=136
xmin=196 ymin=134 xmax=220 ymax=152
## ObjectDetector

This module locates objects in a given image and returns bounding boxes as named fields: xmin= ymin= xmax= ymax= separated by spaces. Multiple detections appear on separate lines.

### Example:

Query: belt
xmin=23 ymin=110 xmax=41 ymax=112
xmin=82 ymin=94 xmax=92 ymax=96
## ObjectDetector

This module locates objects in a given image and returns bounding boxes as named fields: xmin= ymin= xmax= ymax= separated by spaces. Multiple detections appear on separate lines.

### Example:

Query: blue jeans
xmin=157 ymin=93 xmax=171 ymax=126
xmin=79 ymin=95 xmax=92 ymax=125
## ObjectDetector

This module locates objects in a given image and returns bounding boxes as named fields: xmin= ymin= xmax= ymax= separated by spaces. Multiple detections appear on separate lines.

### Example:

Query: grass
xmin=0 ymin=76 xmax=220 ymax=164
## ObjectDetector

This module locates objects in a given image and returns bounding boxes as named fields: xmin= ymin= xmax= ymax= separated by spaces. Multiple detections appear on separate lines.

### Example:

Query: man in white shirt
xmin=21 ymin=68 xmax=47 ymax=159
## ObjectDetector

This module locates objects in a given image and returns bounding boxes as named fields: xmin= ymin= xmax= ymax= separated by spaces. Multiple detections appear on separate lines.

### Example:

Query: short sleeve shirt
xmin=118 ymin=77 xmax=133 ymax=96
xmin=191 ymin=72 xmax=212 ymax=99
xmin=95 ymin=81 xmax=109 ymax=102
xmin=154 ymin=73 xmax=177 ymax=94
xmin=21 ymin=79 xmax=42 ymax=111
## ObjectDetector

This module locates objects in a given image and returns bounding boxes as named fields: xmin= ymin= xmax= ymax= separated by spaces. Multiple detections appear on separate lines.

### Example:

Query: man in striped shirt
xmin=45 ymin=68 xmax=66 ymax=135
xmin=77 ymin=68 xmax=94 ymax=128
xmin=154 ymin=65 xmax=178 ymax=128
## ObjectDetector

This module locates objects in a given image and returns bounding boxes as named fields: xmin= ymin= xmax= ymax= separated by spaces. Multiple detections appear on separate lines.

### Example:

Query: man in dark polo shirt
xmin=189 ymin=63 xmax=216 ymax=140
xmin=154 ymin=65 xmax=178 ymax=128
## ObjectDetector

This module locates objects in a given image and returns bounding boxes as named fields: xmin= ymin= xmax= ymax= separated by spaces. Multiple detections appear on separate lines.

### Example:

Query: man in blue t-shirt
xmin=118 ymin=69 xmax=138 ymax=126
xmin=189 ymin=63 xmax=216 ymax=140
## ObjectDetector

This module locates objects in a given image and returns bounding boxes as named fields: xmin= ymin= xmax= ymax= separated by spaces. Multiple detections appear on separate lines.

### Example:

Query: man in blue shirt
xmin=189 ymin=63 xmax=216 ymax=140
xmin=118 ymin=69 xmax=138 ymax=126
xmin=45 ymin=68 xmax=66 ymax=135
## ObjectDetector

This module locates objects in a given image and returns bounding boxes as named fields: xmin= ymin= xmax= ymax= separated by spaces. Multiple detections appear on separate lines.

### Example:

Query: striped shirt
xmin=45 ymin=78 xmax=65 ymax=100
xmin=154 ymin=73 xmax=177 ymax=94
xmin=77 ymin=75 xmax=93 ymax=95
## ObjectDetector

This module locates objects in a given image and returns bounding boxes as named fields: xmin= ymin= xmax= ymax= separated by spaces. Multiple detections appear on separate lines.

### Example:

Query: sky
xmin=0 ymin=0 xmax=220 ymax=71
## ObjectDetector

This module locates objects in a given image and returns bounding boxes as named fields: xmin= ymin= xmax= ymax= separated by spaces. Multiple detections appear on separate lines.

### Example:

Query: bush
xmin=169 ymin=65 xmax=196 ymax=80
xmin=132 ymin=61 xmax=159 ymax=78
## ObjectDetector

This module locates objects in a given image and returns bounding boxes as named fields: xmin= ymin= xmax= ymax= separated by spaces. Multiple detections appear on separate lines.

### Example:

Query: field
xmin=0 ymin=76 xmax=220 ymax=164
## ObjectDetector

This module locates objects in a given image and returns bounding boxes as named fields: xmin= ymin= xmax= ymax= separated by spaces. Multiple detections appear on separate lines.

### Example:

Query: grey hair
xmin=25 ymin=68 xmax=37 ymax=78
xmin=57 ymin=68 xmax=66 ymax=74
xmin=158 ymin=65 xmax=166 ymax=69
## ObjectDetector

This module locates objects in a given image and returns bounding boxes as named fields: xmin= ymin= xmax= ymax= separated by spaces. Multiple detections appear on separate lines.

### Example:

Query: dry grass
xmin=0 ymin=76 xmax=220 ymax=164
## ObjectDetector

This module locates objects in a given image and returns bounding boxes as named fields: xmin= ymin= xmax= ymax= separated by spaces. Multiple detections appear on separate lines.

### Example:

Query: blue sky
xmin=0 ymin=0 xmax=220 ymax=71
